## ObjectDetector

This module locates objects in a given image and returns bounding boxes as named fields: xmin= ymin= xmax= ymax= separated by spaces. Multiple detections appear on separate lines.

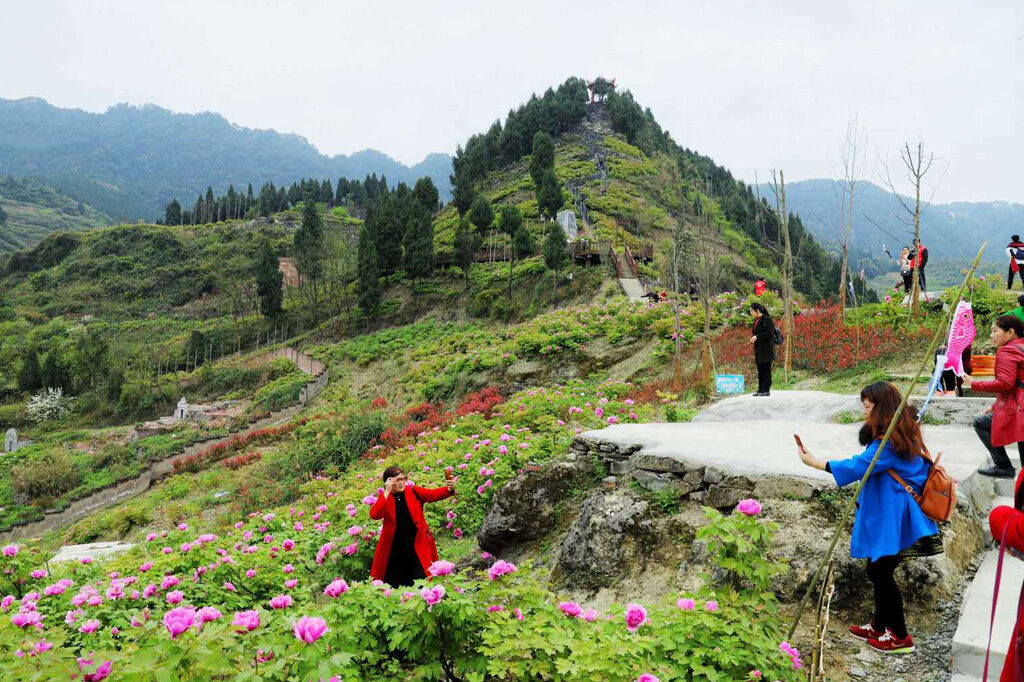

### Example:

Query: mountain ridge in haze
xmin=0 ymin=97 xmax=452 ymax=220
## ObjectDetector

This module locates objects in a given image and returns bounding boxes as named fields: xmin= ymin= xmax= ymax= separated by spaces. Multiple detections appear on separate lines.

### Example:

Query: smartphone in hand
xmin=444 ymin=466 xmax=454 ymax=481
xmin=793 ymin=434 xmax=805 ymax=451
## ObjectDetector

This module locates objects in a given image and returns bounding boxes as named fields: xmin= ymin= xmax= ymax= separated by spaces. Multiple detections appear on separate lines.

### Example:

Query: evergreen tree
xmin=295 ymin=199 xmax=325 ymax=322
xmin=513 ymin=225 xmax=534 ymax=257
xmin=402 ymin=202 xmax=434 ymax=281
xmin=537 ymin=168 xmax=564 ymax=220
xmin=450 ymin=173 xmax=475 ymax=215
xmin=543 ymin=222 xmax=570 ymax=280
xmin=413 ymin=177 xmax=439 ymax=214
xmin=529 ymin=131 xmax=555 ymax=188
xmin=357 ymin=206 xmax=382 ymax=316
xmin=164 ymin=199 xmax=182 ymax=225
xmin=375 ymin=193 xmax=404 ymax=273
xmin=41 ymin=350 xmax=71 ymax=391
xmin=469 ymin=194 xmax=494 ymax=234
xmin=454 ymin=216 xmax=481 ymax=286
xmin=498 ymin=205 xmax=523 ymax=301
xmin=254 ymin=238 xmax=284 ymax=320
xmin=18 ymin=347 xmax=42 ymax=393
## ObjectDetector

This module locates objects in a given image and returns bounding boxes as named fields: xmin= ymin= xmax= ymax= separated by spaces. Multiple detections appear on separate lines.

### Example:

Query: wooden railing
xmin=623 ymin=244 xmax=639 ymax=279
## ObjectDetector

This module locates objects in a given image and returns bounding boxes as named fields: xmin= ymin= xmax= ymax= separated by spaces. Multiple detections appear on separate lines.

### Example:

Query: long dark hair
xmin=750 ymin=302 xmax=772 ymax=329
xmin=857 ymin=381 xmax=925 ymax=460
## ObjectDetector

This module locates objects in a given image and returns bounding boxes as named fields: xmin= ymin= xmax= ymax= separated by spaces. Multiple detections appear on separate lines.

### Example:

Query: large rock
xmin=556 ymin=491 xmax=654 ymax=589
xmin=477 ymin=459 xmax=590 ymax=555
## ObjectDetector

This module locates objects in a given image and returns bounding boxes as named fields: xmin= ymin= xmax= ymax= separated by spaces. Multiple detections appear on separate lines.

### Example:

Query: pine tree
xmin=537 ymin=168 xmax=564 ymax=220
xmin=498 ymin=205 xmax=523 ymax=301
xmin=513 ymin=225 xmax=534 ymax=258
xmin=403 ymin=201 xmax=434 ymax=282
xmin=18 ymin=347 xmax=42 ymax=393
xmin=41 ymin=350 xmax=71 ymax=391
xmin=164 ymin=199 xmax=182 ymax=226
xmin=454 ymin=216 xmax=481 ymax=286
xmin=451 ymin=174 xmax=475 ymax=215
xmin=469 ymin=194 xmax=493 ymax=234
xmin=529 ymin=131 xmax=555 ymax=189
xmin=544 ymin=222 xmax=570 ymax=281
xmin=357 ymin=206 xmax=382 ymax=316
xmin=295 ymin=199 xmax=325 ymax=322
xmin=254 ymin=238 xmax=283 ymax=320
xmin=413 ymin=177 xmax=439 ymax=214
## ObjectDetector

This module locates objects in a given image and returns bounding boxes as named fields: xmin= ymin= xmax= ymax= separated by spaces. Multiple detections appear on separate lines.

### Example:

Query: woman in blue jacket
xmin=797 ymin=381 xmax=941 ymax=654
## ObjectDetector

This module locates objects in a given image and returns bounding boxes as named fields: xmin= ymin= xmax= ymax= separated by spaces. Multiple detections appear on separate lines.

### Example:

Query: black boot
xmin=977 ymin=465 xmax=1016 ymax=478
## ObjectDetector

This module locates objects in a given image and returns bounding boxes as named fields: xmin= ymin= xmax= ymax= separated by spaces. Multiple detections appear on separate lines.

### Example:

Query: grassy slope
xmin=0 ymin=176 xmax=112 ymax=252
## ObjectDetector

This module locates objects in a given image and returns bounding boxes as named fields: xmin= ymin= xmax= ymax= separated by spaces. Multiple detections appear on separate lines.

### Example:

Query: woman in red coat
xmin=963 ymin=315 xmax=1024 ymax=478
xmin=369 ymin=466 xmax=454 ymax=586
xmin=989 ymin=470 xmax=1024 ymax=681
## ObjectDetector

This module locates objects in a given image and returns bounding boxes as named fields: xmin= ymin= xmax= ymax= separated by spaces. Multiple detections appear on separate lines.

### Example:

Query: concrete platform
xmin=50 ymin=541 xmax=134 ymax=564
xmin=582 ymin=419 xmax=990 ymax=490
xmin=952 ymin=546 xmax=1024 ymax=678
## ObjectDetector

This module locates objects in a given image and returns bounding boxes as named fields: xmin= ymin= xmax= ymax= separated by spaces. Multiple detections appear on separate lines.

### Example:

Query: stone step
xmin=985 ymin=497 xmax=1016 ymax=544
xmin=617 ymin=277 xmax=645 ymax=300
xmin=996 ymin=476 xmax=1016 ymax=498
xmin=952 ymin=547 xmax=1024 ymax=677
xmin=950 ymin=675 xmax=982 ymax=682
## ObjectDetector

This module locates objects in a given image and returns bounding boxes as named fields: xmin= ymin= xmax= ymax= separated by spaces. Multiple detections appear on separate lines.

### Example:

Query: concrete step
xmin=996 ymin=476 xmax=1016 ymax=498
xmin=950 ymin=675 xmax=981 ymax=682
xmin=985 ymin=497 xmax=1016 ymax=544
xmin=617 ymin=278 xmax=645 ymax=300
xmin=952 ymin=547 xmax=1024 ymax=677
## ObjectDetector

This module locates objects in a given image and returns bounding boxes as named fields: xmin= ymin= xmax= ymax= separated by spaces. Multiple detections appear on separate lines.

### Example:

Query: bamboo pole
xmin=786 ymin=241 xmax=987 ymax=639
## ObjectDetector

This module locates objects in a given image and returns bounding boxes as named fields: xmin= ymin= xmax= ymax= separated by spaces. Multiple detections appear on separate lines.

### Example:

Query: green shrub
xmin=289 ymin=410 xmax=389 ymax=476
xmin=0 ymin=402 xmax=28 ymax=428
xmin=9 ymin=449 xmax=81 ymax=503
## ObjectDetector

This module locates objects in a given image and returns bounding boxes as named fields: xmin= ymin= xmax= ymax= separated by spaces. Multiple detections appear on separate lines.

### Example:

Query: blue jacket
xmin=829 ymin=440 xmax=940 ymax=561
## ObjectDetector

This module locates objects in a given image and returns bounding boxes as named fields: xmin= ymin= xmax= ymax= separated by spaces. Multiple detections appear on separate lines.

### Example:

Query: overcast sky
xmin=1 ymin=0 xmax=1020 ymax=202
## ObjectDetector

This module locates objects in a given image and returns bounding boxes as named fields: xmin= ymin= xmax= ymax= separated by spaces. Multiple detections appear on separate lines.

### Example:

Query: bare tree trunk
xmin=776 ymin=171 xmax=795 ymax=377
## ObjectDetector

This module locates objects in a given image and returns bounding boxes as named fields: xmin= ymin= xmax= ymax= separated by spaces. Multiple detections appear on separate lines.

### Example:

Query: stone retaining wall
xmin=0 ymin=347 xmax=326 ymax=544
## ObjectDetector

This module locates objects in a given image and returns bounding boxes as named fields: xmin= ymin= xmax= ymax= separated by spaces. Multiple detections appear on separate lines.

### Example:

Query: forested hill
xmin=769 ymin=178 xmax=1024 ymax=264
xmin=0 ymin=97 xmax=452 ymax=221
xmin=440 ymin=77 xmax=842 ymax=302
xmin=0 ymin=175 xmax=113 ymax=252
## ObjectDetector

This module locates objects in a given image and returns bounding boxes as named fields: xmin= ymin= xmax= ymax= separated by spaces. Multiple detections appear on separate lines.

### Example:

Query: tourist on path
xmin=754 ymin=276 xmax=767 ymax=296
xmin=908 ymin=243 xmax=929 ymax=294
xmin=1007 ymin=235 xmax=1024 ymax=290
xmin=964 ymin=315 xmax=1024 ymax=479
xmin=897 ymin=246 xmax=913 ymax=295
xmin=796 ymin=381 xmax=941 ymax=654
xmin=989 ymin=469 xmax=1024 ymax=681
xmin=749 ymin=302 xmax=775 ymax=397
xmin=369 ymin=466 xmax=455 ymax=586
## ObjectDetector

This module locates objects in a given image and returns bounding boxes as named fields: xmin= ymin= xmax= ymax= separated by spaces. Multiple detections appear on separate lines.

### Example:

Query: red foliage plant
xmin=370 ymin=397 xmax=387 ymax=410
xmin=455 ymin=386 xmax=505 ymax=418
xmin=171 ymin=417 xmax=316 ymax=475
xmin=790 ymin=306 xmax=930 ymax=373
xmin=400 ymin=402 xmax=451 ymax=438
xmin=223 ymin=451 xmax=262 ymax=470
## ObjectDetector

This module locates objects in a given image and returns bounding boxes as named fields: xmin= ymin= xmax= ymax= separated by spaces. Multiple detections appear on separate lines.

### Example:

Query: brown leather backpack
xmin=887 ymin=451 xmax=956 ymax=523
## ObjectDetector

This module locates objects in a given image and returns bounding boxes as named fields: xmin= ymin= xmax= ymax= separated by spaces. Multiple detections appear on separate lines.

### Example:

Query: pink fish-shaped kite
xmin=944 ymin=301 xmax=975 ymax=376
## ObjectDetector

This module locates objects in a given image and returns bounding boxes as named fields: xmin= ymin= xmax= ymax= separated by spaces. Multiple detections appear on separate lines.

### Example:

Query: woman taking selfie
xmin=369 ymin=465 xmax=455 ymax=586
xmin=796 ymin=381 xmax=941 ymax=654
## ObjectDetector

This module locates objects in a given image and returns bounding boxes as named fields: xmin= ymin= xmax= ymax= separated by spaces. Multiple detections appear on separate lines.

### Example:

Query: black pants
xmin=866 ymin=555 xmax=907 ymax=639
xmin=916 ymin=268 xmax=926 ymax=292
xmin=901 ymin=273 xmax=913 ymax=293
xmin=1010 ymin=264 xmax=1023 ymax=290
xmin=973 ymin=413 xmax=1024 ymax=471
xmin=756 ymin=362 xmax=772 ymax=394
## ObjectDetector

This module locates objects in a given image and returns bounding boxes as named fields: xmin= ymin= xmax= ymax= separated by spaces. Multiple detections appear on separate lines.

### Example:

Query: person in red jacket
xmin=964 ymin=315 xmax=1024 ymax=478
xmin=988 ymin=470 xmax=1024 ymax=681
xmin=369 ymin=466 xmax=455 ymax=586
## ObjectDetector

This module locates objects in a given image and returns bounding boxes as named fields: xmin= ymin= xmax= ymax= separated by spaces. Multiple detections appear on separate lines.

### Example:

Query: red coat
xmin=369 ymin=485 xmax=453 ymax=582
xmin=972 ymin=339 xmax=1024 ymax=447
xmin=989 ymin=470 xmax=1024 ymax=682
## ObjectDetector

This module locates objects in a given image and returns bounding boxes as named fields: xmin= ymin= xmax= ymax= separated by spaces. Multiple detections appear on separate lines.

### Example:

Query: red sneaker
xmin=848 ymin=621 xmax=883 ymax=641
xmin=867 ymin=630 xmax=915 ymax=654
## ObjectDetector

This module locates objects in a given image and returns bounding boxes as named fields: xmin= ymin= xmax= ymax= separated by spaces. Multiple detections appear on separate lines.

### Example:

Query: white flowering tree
xmin=25 ymin=388 xmax=75 ymax=424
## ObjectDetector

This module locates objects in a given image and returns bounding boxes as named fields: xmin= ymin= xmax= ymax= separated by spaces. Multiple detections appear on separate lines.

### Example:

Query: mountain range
xmin=0 ymin=97 xmax=452 ymax=220
xmin=772 ymin=178 xmax=1024 ymax=263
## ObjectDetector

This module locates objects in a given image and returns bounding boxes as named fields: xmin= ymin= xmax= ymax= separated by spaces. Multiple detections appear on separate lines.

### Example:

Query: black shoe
xmin=977 ymin=465 xmax=1016 ymax=479
xmin=752 ymin=391 xmax=764 ymax=396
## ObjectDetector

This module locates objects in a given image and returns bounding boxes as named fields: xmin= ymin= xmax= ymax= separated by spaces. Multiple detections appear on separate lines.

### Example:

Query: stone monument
xmin=4 ymin=429 xmax=17 ymax=453
xmin=556 ymin=210 xmax=578 ymax=240
xmin=174 ymin=398 xmax=190 ymax=420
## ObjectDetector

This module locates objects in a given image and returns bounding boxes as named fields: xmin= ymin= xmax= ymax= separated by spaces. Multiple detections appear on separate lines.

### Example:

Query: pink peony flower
xmin=323 ymin=579 xmax=349 ymax=597
xmin=161 ymin=575 xmax=180 ymax=589
xmin=420 ymin=585 xmax=446 ymax=610
xmin=583 ymin=609 xmax=599 ymax=622
xmin=197 ymin=606 xmax=222 ymax=623
xmin=163 ymin=607 xmax=196 ymax=638
xmin=166 ymin=591 xmax=184 ymax=604
xmin=283 ymin=563 xmax=295 ymax=573
xmin=232 ymin=610 xmax=260 ymax=631
xmin=624 ymin=603 xmax=648 ymax=632
xmin=79 ymin=659 xmax=113 ymax=682
xmin=11 ymin=611 xmax=42 ymax=628
xmin=223 ymin=581 xmax=236 ymax=592
xmin=637 ymin=675 xmax=660 ymax=682
xmin=429 ymin=560 xmax=455 ymax=576
xmin=284 ymin=579 xmax=298 ymax=589
xmin=736 ymin=499 xmax=762 ymax=516
xmin=79 ymin=619 xmax=101 ymax=634
xmin=676 ymin=597 xmax=695 ymax=611
xmin=282 ymin=539 xmax=295 ymax=551
xmin=705 ymin=600 xmax=719 ymax=612
xmin=514 ymin=607 xmax=524 ymax=621
xmin=292 ymin=615 xmax=329 ymax=643
xmin=2 ymin=543 xmax=19 ymax=557
xmin=488 ymin=560 xmax=517 ymax=580
xmin=269 ymin=594 xmax=293 ymax=609
xmin=559 ymin=601 xmax=583 ymax=618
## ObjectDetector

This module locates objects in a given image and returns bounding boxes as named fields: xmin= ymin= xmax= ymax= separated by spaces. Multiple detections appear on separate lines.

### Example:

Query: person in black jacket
xmin=750 ymin=302 xmax=776 ymax=396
